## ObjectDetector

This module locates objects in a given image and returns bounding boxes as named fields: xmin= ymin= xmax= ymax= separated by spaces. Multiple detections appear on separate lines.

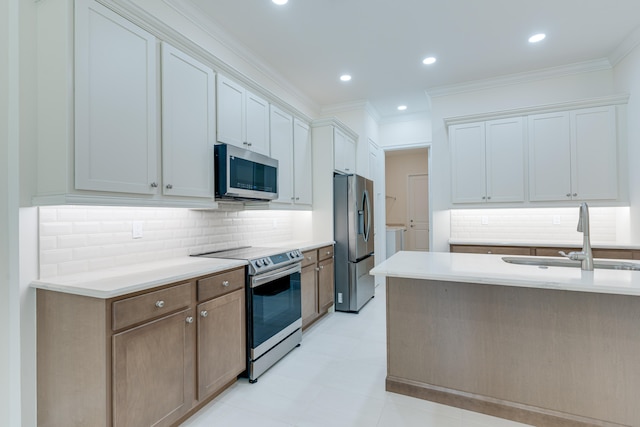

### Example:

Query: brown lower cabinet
xmin=301 ymin=245 xmax=335 ymax=330
xmin=37 ymin=266 xmax=245 ymax=427
xmin=451 ymin=244 xmax=640 ymax=259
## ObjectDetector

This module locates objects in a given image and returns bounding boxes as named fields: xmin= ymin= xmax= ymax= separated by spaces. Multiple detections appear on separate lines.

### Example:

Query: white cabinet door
xmin=161 ymin=43 xmax=215 ymax=198
xmin=333 ymin=127 xmax=355 ymax=174
xmin=571 ymin=106 xmax=617 ymax=200
xmin=293 ymin=119 xmax=313 ymax=205
xmin=245 ymin=91 xmax=270 ymax=156
xmin=485 ymin=117 xmax=525 ymax=203
xmin=450 ymin=122 xmax=486 ymax=203
xmin=216 ymin=75 xmax=244 ymax=148
xmin=344 ymin=135 xmax=356 ymax=174
xmin=528 ymin=112 xmax=572 ymax=201
xmin=269 ymin=105 xmax=294 ymax=204
xmin=75 ymin=0 xmax=158 ymax=194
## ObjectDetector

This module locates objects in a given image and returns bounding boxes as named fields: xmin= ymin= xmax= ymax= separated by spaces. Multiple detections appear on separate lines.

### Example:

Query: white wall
xmin=614 ymin=41 xmax=640 ymax=241
xmin=379 ymin=113 xmax=432 ymax=148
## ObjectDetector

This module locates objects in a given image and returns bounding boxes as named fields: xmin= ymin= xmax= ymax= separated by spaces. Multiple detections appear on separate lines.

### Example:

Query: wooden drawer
xmin=197 ymin=267 xmax=245 ymax=302
xmin=534 ymin=247 xmax=579 ymax=257
xmin=112 ymin=282 xmax=192 ymax=331
xmin=318 ymin=245 xmax=334 ymax=261
xmin=301 ymin=250 xmax=317 ymax=268
xmin=450 ymin=245 xmax=532 ymax=256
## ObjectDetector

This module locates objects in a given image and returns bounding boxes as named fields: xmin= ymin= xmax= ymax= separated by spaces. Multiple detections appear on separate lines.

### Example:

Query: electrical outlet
xmin=338 ymin=293 xmax=343 ymax=304
xmin=272 ymin=219 xmax=278 ymax=229
xmin=481 ymin=216 xmax=489 ymax=225
xmin=553 ymin=216 xmax=561 ymax=225
xmin=132 ymin=221 xmax=143 ymax=239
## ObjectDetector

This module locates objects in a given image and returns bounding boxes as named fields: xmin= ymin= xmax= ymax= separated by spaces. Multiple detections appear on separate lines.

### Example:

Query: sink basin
xmin=502 ymin=256 xmax=640 ymax=271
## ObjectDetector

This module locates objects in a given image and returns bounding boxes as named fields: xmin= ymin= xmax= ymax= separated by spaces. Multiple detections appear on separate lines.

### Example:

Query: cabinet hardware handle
xmin=291 ymin=197 xmax=295 ymax=200
xmin=222 ymin=280 xmax=230 ymax=287
xmin=320 ymin=265 xmax=324 ymax=270
xmin=482 ymin=196 xmax=486 ymax=200
xmin=327 ymin=251 xmax=331 ymax=255
xmin=315 ymin=267 xmax=320 ymax=272
xmin=295 ymin=197 xmax=299 ymax=200
xmin=566 ymin=193 xmax=571 ymax=197
xmin=573 ymin=193 xmax=578 ymax=197
xmin=166 ymin=184 xmax=173 ymax=189
xmin=185 ymin=316 xmax=194 ymax=324
xmin=243 ymin=142 xmax=248 ymax=145
xmin=307 ymin=256 xmax=312 ymax=260
xmin=155 ymin=300 xmax=165 ymax=308
xmin=487 ymin=251 xmax=492 ymax=254
xmin=247 ymin=143 xmax=252 ymax=147
xmin=200 ymin=310 xmax=208 ymax=318
xmin=487 ymin=196 xmax=491 ymax=200
xmin=150 ymin=182 xmax=158 ymax=188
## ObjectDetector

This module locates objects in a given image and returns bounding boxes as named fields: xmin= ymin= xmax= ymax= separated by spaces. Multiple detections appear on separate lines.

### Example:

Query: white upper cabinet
xmin=161 ymin=43 xmax=216 ymax=199
xmin=529 ymin=106 xmax=617 ymax=201
xmin=334 ymin=127 xmax=356 ymax=174
xmin=270 ymin=105 xmax=312 ymax=208
xmin=75 ymin=0 xmax=158 ymax=194
xmin=450 ymin=118 xmax=525 ymax=204
xmin=293 ymin=118 xmax=313 ymax=206
xmin=216 ymin=75 xmax=270 ymax=156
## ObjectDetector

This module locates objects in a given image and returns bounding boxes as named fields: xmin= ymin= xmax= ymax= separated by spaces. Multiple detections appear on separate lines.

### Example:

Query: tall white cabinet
xmin=75 ymin=0 xmax=159 ymax=195
xmin=450 ymin=117 xmax=525 ymax=204
xmin=161 ymin=43 xmax=216 ymax=198
xmin=216 ymin=75 xmax=270 ymax=156
xmin=333 ymin=127 xmax=356 ymax=174
xmin=293 ymin=118 xmax=313 ymax=206
xmin=529 ymin=106 xmax=617 ymax=201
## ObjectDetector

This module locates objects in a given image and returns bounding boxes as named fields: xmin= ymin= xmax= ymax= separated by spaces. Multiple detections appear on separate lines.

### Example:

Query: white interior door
xmin=407 ymin=174 xmax=429 ymax=251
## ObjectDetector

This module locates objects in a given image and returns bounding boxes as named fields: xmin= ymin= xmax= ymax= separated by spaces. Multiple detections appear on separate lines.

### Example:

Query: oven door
xmin=249 ymin=263 xmax=301 ymax=360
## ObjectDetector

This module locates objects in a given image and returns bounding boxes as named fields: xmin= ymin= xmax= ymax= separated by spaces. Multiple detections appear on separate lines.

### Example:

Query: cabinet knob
xmin=482 ymin=196 xmax=486 ymax=200
xmin=150 ymin=182 xmax=158 ymax=188
xmin=185 ymin=316 xmax=194 ymax=324
xmin=307 ymin=256 xmax=312 ymax=260
xmin=200 ymin=310 xmax=208 ymax=318
xmin=155 ymin=300 xmax=165 ymax=308
xmin=573 ymin=193 xmax=578 ymax=197
xmin=295 ymin=197 xmax=299 ymax=200
xmin=315 ymin=267 xmax=320 ymax=272
xmin=566 ymin=193 xmax=571 ymax=197
xmin=166 ymin=184 xmax=173 ymax=189
xmin=291 ymin=197 xmax=295 ymax=200
xmin=487 ymin=196 xmax=491 ymax=200
xmin=319 ymin=265 xmax=324 ymax=270
xmin=326 ymin=251 xmax=331 ymax=255
xmin=345 ymin=168 xmax=350 ymax=171
xmin=487 ymin=251 xmax=492 ymax=254
xmin=222 ymin=280 xmax=230 ymax=287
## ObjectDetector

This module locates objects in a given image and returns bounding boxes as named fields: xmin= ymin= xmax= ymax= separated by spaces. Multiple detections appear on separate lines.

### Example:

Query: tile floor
xmin=181 ymin=286 xmax=533 ymax=427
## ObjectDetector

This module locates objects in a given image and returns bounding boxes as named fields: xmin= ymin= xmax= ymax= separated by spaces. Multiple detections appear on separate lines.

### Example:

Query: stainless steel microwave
xmin=214 ymin=144 xmax=279 ymax=201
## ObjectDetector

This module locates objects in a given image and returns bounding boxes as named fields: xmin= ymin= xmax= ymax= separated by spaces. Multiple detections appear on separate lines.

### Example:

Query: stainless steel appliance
xmin=333 ymin=174 xmax=375 ymax=312
xmin=214 ymin=143 xmax=279 ymax=201
xmin=193 ymin=246 xmax=303 ymax=383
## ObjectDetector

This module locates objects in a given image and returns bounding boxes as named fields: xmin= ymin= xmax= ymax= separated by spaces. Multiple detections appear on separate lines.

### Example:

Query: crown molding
xmin=427 ymin=58 xmax=613 ymax=98
xmin=310 ymin=117 xmax=359 ymax=140
xmin=320 ymin=100 xmax=381 ymax=122
xmin=609 ymin=25 xmax=640 ymax=67
xmin=443 ymin=93 xmax=629 ymax=127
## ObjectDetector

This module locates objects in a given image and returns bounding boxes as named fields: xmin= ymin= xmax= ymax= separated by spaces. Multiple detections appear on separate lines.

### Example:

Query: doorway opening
xmin=384 ymin=147 xmax=430 ymax=252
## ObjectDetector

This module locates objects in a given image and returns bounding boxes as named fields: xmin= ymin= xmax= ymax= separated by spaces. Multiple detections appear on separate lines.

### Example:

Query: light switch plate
xmin=481 ymin=216 xmax=489 ymax=225
xmin=132 ymin=221 xmax=143 ymax=239
xmin=553 ymin=216 xmax=561 ymax=225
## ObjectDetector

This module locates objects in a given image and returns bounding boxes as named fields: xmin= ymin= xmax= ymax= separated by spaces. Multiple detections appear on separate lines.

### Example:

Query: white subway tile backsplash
xmin=39 ymin=206 xmax=305 ymax=279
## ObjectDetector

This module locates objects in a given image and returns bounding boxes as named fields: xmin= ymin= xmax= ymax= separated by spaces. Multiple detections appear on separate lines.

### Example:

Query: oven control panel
xmin=249 ymin=249 xmax=303 ymax=274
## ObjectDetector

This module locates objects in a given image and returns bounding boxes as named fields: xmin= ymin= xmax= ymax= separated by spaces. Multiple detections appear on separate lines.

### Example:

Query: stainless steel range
xmin=194 ymin=246 xmax=303 ymax=383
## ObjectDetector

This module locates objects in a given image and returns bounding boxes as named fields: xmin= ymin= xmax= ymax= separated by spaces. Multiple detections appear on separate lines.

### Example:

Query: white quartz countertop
xmin=448 ymin=238 xmax=640 ymax=250
xmin=32 ymin=257 xmax=247 ymax=299
xmin=264 ymin=240 xmax=335 ymax=252
xmin=370 ymin=251 xmax=640 ymax=297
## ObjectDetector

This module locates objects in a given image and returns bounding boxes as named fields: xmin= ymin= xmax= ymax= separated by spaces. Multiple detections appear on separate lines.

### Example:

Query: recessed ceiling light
xmin=272 ymin=0 xmax=288 ymax=5
xmin=422 ymin=57 xmax=437 ymax=65
xmin=397 ymin=105 xmax=407 ymax=111
xmin=340 ymin=74 xmax=352 ymax=82
xmin=528 ymin=33 xmax=546 ymax=43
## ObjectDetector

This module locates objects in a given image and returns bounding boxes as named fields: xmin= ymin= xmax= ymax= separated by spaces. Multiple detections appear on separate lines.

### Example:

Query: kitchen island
xmin=370 ymin=251 xmax=640 ymax=427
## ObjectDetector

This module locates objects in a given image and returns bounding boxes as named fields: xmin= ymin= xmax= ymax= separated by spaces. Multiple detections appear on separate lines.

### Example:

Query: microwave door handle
xmin=251 ymin=264 xmax=301 ymax=288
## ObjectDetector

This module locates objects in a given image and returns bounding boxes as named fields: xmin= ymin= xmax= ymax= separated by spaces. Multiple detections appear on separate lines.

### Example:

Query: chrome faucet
xmin=559 ymin=202 xmax=594 ymax=271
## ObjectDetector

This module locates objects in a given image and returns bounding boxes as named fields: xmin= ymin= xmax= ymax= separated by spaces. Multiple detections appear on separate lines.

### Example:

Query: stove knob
xmin=263 ymin=258 xmax=270 ymax=265
xmin=255 ymin=259 xmax=263 ymax=267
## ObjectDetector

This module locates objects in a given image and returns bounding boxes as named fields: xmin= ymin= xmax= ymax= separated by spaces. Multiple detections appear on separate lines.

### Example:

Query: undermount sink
xmin=502 ymin=256 xmax=640 ymax=271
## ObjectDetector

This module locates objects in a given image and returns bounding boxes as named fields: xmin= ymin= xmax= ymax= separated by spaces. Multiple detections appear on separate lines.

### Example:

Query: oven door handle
xmin=251 ymin=263 xmax=301 ymax=289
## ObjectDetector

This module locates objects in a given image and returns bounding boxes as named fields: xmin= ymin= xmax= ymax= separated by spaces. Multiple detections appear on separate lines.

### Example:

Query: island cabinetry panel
xmin=37 ymin=266 xmax=247 ymax=427
xmin=301 ymin=245 xmax=335 ymax=330
xmin=529 ymin=106 xmax=617 ymax=202
xmin=386 ymin=277 xmax=640 ymax=426
xmin=449 ymin=244 xmax=533 ymax=256
xmin=216 ymin=74 xmax=270 ymax=156
xmin=450 ymin=118 xmax=525 ymax=204
xmin=451 ymin=244 xmax=639 ymax=259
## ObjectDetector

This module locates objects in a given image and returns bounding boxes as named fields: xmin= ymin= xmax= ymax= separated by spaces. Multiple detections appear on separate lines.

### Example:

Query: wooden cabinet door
xmin=270 ymin=105 xmax=294 ymax=205
xmin=161 ymin=43 xmax=216 ymax=198
xmin=450 ymin=122 xmax=486 ymax=203
xmin=245 ymin=90 xmax=270 ymax=156
xmin=571 ymin=106 xmax=617 ymax=200
xmin=294 ymin=118 xmax=313 ymax=205
xmin=113 ymin=308 xmax=195 ymax=427
xmin=528 ymin=112 xmax=572 ymax=201
xmin=75 ymin=0 xmax=158 ymax=194
xmin=197 ymin=289 xmax=246 ymax=401
xmin=318 ymin=257 xmax=335 ymax=313
xmin=301 ymin=263 xmax=318 ymax=329
xmin=216 ymin=75 xmax=244 ymax=147
xmin=485 ymin=117 xmax=525 ymax=203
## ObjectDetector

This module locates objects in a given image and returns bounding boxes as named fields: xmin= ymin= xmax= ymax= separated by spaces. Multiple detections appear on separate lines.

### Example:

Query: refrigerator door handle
xmin=363 ymin=189 xmax=371 ymax=242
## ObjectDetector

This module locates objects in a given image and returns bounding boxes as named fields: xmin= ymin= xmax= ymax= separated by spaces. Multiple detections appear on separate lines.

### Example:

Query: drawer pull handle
xmin=186 ymin=316 xmax=194 ymax=324
xmin=315 ymin=267 xmax=320 ymax=272
xmin=326 ymin=251 xmax=331 ymax=255
xmin=155 ymin=300 xmax=165 ymax=308
xmin=320 ymin=265 xmax=324 ymax=270
xmin=222 ymin=280 xmax=230 ymax=287
xmin=200 ymin=310 xmax=208 ymax=318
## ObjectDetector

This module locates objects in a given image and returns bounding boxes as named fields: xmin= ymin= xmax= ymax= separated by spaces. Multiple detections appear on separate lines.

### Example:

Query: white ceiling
xmin=184 ymin=0 xmax=640 ymax=119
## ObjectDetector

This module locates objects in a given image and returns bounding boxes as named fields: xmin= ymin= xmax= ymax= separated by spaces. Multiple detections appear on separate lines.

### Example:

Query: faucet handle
xmin=558 ymin=250 xmax=570 ymax=258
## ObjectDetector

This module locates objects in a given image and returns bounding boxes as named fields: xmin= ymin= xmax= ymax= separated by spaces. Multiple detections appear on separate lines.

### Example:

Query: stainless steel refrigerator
xmin=333 ymin=174 xmax=375 ymax=313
